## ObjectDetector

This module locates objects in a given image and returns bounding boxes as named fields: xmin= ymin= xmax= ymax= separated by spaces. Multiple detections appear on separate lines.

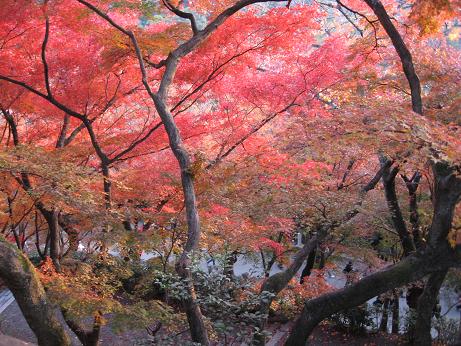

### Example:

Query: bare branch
xmin=363 ymin=0 xmax=422 ymax=114
xmin=41 ymin=17 xmax=52 ymax=96
xmin=162 ymin=0 xmax=198 ymax=35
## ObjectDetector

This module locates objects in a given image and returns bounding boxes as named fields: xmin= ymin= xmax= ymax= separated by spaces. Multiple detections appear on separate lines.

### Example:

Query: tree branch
xmin=162 ymin=0 xmax=198 ymax=35
xmin=41 ymin=16 xmax=52 ymax=96
xmin=363 ymin=0 xmax=422 ymax=114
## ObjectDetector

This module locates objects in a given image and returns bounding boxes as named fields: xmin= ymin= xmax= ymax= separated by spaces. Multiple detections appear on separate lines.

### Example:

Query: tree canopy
xmin=0 ymin=0 xmax=460 ymax=345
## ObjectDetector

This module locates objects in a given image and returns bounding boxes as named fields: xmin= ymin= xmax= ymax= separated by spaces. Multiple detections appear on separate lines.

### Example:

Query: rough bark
xmin=0 ymin=239 xmax=71 ymax=346
xmin=414 ymin=269 xmax=448 ymax=346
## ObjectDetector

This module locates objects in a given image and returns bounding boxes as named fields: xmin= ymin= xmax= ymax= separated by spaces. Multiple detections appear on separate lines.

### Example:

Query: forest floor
xmin=0 ymin=298 xmax=404 ymax=346
xmin=266 ymin=321 xmax=403 ymax=346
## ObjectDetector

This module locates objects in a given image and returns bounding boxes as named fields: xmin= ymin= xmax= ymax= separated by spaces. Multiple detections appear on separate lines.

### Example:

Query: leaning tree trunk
xmin=300 ymin=245 xmax=317 ymax=284
xmin=285 ymin=248 xmax=456 ymax=346
xmin=253 ymin=236 xmax=319 ymax=346
xmin=0 ymin=239 xmax=71 ymax=346
xmin=414 ymin=269 xmax=448 ymax=346
xmin=286 ymin=162 xmax=461 ymax=345
xmin=252 ymin=162 xmax=392 ymax=345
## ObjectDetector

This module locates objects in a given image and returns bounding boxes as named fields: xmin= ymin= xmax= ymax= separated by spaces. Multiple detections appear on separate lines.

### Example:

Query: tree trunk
xmin=300 ymin=246 xmax=317 ymax=284
xmin=414 ymin=269 xmax=447 ymax=346
xmin=285 ymin=248 xmax=457 ymax=346
xmin=286 ymin=162 xmax=461 ymax=346
xmin=101 ymin=164 xmax=111 ymax=209
xmin=40 ymin=208 xmax=61 ymax=271
xmin=391 ymin=290 xmax=399 ymax=334
xmin=62 ymin=309 xmax=102 ymax=346
xmin=153 ymin=87 xmax=210 ymax=345
xmin=402 ymin=172 xmax=423 ymax=249
xmin=380 ymin=298 xmax=389 ymax=332
xmin=379 ymin=155 xmax=415 ymax=256
xmin=49 ymin=210 xmax=61 ymax=271
xmin=0 ymin=239 xmax=71 ymax=346
xmin=363 ymin=0 xmax=422 ymax=114
xmin=182 ymin=271 xmax=210 ymax=345
xmin=253 ymin=237 xmax=319 ymax=346
xmin=253 ymin=163 xmax=391 ymax=345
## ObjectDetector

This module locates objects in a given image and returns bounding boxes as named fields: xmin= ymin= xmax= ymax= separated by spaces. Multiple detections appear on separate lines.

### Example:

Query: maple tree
xmin=0 ymin=0 xmax=460 ymax=345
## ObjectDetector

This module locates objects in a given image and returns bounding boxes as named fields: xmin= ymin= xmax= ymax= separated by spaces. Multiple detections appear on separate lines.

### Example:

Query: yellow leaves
xmin=99 ymin=22 xmax=189 ymax=69
xmin=448 ymin=26 xmax=461 ymax=41
xmin=138 ymin=24 xmax=190 ymax=55
xmin=189 ymin=151 xmax=207 ymax=177
xmin=38 ymin=256 xmax=60 ymax=283
xmin=410 ymin=0 xmax=455 ymax=36
xmin=447 ymin=226 xmax=461 ymax=248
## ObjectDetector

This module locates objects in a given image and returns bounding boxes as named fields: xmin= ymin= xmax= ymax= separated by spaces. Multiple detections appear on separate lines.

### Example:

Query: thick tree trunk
xmin=414 ymin=269 xmax=448 ymax=346
xmin=286 ymin=162 xmax=461 ymax=345
xmin=0 ymin=239 xmax=71 ymax=346
xmin=285 ymin=249 xmax=455 ymax=346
